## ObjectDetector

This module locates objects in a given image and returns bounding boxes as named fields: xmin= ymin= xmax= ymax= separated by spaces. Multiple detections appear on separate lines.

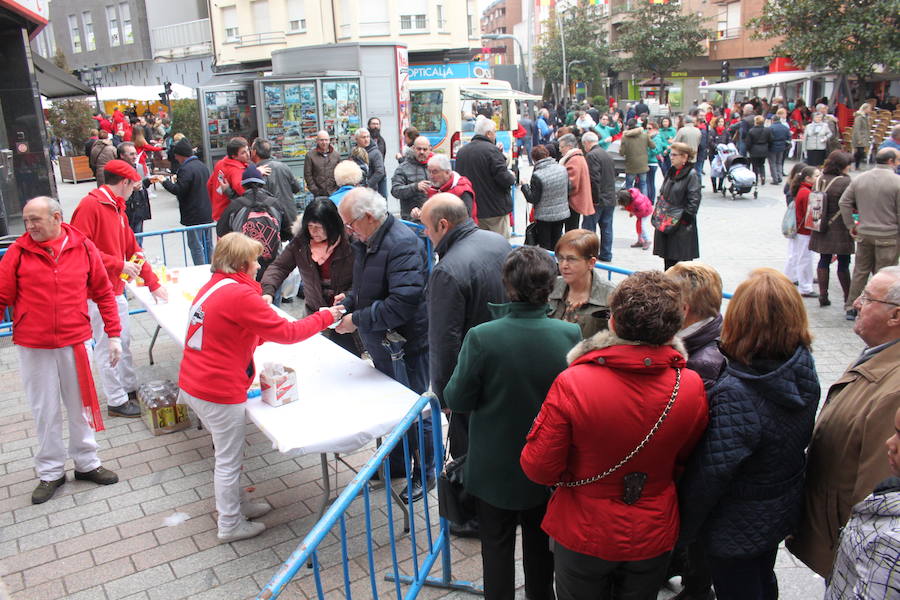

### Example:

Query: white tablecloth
xmin=128 ymin=266 xmax=422 ymax=455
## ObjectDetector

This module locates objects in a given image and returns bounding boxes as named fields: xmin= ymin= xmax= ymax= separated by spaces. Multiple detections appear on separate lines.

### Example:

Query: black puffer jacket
xmin=343 ymin=214 xmax=428 ymax=356
xmin=455 ymin=135 xmax=516 ymax=218
xmin=390 ymin=153 xmax=429 ymax=220
xmin=681 ymin=314 xmax=725 ymax=389
xmin=427 ymin=220 xmax=510 ymax=403
xmin=745 ymin=125 xmax=773 ymax=158
xmin=161 ymin=156 xmax=212 ymax=226
xmin=653 ymin=165 xmax=701 ymax=262
xmin=678 ymin=345 xmax=820 ymax=558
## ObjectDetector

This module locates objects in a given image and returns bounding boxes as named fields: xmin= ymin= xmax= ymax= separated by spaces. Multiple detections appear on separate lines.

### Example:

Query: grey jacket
xmin=364 ymin=143 xmax=385 ymax=192
xmin=839 ymin=164 xmax=900 ymax=238
xmin=257 ymin=158 xmax=300 ymax=222
xmin=390 ymin=154 xmax=428 ymax=219
xmin=521 ymin=157 xmax=570 ymax=223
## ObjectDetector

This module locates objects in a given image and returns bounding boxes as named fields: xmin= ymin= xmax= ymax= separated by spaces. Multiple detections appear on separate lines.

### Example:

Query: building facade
xmin=208 ymin=0 xmax=480 ymax=70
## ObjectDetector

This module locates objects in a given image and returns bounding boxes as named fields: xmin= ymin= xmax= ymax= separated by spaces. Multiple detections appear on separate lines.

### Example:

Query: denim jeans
xmin=596 ymin=204 xmax=615 ymax=261
xmin=646 ymin=165 xmax=658 ymax=202
xmin=624 ymin=173 xmax=647 ymax=197
xmin=186 ymin=227 xmax=212 ymax=265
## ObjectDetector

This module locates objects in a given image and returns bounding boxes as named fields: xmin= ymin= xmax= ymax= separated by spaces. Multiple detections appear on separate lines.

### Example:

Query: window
xmin=119 ymin=2 xmax=133 ymax=44
xmin=359 ymin=0 xmax=389 ymax=35
xmin=436 ymin=2 xmax=446 ymax=31
xmin=400 ymin=0 xmax=427 ymax=31
xmin=717 ymin=2 xmax=741 ymax=39
xmin=252 ymin=0 xmax=270 ymax=34
xmin=411 ymin=90 xmax=443 ymax=133
xmin=339 ymin=0 xmax=351 ymax=37
xmin=68 ymin=14 xmax=82 ymax=53
xmin=106 ymin=5 xmax=120 ymax=46
xmin=222 ymin=6 xmax=239 ymax=42
xmin=287 ymin=0 xmax=306 ymax=32
xmin=82 ymin=11 xmax=96 ymax=51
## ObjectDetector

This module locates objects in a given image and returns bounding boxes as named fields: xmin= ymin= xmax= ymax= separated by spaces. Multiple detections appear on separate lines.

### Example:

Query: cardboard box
xmin=137 ymin=380 xmax=191 ymax=436
xmin=260 ymin=366 xmax=298 ymax=407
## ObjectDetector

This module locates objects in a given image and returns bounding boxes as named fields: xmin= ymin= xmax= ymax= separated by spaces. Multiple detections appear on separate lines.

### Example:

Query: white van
xmin=408 ymin=78 xmax=541 ymax=161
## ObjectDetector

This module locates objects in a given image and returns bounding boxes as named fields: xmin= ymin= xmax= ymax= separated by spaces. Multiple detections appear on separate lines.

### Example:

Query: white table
xmin=128 ymin=266 xmax=423 ymax=523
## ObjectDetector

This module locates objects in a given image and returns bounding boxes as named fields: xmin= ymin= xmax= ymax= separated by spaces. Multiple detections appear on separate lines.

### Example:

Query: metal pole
xmin=557 ymin=10 xmax=567 ymax=103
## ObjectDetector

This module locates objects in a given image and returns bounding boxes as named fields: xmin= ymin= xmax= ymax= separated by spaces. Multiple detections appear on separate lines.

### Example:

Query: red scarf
xmin=430 ymin=172 xmax=478 ymax=222
xmin=74 ymin=343 xmax=104 ymax=431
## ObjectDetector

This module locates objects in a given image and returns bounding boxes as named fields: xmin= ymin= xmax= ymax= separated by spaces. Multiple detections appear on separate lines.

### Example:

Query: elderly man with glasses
xmin=788 ymin=265 xmax=900 ymax=578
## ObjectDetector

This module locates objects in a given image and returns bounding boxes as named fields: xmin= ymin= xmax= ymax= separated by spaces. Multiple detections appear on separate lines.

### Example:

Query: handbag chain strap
xmin=555 ymin=368 xmax=681 ymax=488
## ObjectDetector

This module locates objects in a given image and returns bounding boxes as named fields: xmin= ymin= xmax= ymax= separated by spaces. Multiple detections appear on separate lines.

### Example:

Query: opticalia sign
xmin=409 ymin=62 xmax=493 ymax=81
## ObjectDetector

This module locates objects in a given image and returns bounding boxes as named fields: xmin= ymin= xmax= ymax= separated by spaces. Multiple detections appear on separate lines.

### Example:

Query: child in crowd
xmin=617 ymin=188 xmax=653 ymax=250
xmin=785 ymin=166 xmax=820 ymax=297
xmin=784 ymin=162 xmax=808 ymax=207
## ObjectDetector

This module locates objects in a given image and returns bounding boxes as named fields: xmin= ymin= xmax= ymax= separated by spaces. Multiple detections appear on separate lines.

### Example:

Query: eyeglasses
xmin=858 ymin=290 xmax=900 ymax=307
xmin=344 ymin=215 xmax=362 ymax=231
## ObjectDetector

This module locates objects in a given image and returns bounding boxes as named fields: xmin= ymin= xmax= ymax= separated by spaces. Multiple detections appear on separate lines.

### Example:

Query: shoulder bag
xmin=437 ymin=413 xmax=477 ymax=524
xmin=651 ymin=194 xmax=684 ymax=234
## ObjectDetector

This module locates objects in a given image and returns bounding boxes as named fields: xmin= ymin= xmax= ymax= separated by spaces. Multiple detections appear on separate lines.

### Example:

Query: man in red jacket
xmin=208 ymin=137 xmax=251 ymax=221
xmin=0 ymin=197 xmax=123 ymax=504
xmin=71 ymin=160 xmax=168 ymax=418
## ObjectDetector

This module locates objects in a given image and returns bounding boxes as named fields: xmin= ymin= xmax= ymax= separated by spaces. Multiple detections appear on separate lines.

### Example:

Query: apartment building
xmin=209 ymin=0 xmax=481 ymax=70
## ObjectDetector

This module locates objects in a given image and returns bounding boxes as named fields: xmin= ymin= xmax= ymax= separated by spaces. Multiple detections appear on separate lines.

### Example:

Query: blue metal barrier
xmin=257 ymin=394 xmax=482 ymax=600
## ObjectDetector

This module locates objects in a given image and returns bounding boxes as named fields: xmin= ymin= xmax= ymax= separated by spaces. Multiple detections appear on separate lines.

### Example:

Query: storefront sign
xmin=736 ymin=68 xmax=768 ymax=79
xmin=409 ymin=62 xmax=493 ymax=81
xmin=396 ymin=47 xmax=411 ymax=138
xmin=670 ymin=72 xmax=688 ymax=77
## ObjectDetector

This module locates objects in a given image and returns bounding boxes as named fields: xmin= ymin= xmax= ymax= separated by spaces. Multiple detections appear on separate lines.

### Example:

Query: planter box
xmin=59 ymin=155 xmax=94 ymax=184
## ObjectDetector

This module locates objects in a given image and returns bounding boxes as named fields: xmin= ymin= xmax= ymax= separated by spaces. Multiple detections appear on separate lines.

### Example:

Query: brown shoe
xmin=32 ymin=475 xmax=66 ymax=504
xmin=74 ymin=466 xmax=119 ymax=485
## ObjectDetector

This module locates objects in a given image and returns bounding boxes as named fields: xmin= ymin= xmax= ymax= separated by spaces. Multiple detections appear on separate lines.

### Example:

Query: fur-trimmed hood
xmin=567 ymin=328 xmax=688 ymax=365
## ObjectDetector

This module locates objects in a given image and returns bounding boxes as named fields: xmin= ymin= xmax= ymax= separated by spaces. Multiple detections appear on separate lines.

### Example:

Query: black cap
xmin=172 ymin=138 xmax=193 ymax=157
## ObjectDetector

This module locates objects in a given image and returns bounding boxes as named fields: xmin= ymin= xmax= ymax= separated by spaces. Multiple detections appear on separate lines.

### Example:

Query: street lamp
xmin=481 ymin=33 xmax=529 ymax=92
xmin=81 ymin=66 xmax=103 ymax=113
xmin=566 ymin=59 xmax=586 ymax=102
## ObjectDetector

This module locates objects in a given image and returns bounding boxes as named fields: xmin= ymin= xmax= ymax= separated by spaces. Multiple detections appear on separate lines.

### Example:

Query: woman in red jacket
xmin=520 ymin=271 xmax=709 ymax=600
xmin=784 ymin=166 xmax=820 ymax=298
xmin=178 ymin=233 xmax=345 ymax=543
xmin=132 ymin=132 xmax=164 ymax=172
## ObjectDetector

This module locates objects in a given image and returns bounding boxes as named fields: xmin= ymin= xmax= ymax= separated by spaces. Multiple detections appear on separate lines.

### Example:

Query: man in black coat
xmin=161 ymin=138 xmax=213 ymax=264
xmin=420 ymin=193 xmax=510 ymax=531
xmin=455 ymin=117 xmax=516 ymax=238
xmin=582 ymin=132 xmax=618 ymax=262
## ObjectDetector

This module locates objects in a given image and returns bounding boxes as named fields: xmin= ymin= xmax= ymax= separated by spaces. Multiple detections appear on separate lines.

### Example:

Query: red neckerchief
xmin=98 ymin=185 xmax=128 ymax=213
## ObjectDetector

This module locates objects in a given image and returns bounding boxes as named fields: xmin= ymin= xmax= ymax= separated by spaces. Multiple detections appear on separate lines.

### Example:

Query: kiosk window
xmin=411 ymin=90 xmax=443 ymax=133
xmin=464 ymin=98 xmax=510 ymax=131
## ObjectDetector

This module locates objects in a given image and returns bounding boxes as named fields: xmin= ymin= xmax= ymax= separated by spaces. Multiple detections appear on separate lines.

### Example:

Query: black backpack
xmin=228 ymin=196 xmax=282 ymax=261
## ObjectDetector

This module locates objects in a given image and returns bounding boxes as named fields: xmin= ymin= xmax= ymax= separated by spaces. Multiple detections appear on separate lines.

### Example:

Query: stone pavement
xmin=0 ymin=161 xmax=866 ymax=599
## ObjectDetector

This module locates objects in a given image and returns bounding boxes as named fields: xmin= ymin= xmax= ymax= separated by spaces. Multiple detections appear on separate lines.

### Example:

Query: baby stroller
xmin=722 ymin=152 xmax=758 ymax=200
xmin=711 ymin=143 xmax=738 ymax=183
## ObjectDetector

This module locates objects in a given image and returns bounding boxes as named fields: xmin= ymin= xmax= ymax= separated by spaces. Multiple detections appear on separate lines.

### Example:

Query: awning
xmin=461 ymin=88 xmax=543 ymax=102
xmin=704 ymin=70 xmax=830 ymax=92
xmin=96 ymin=83 xmax=196 ymax=102
xmin=32 ymin=54 xmax=94 ymax=98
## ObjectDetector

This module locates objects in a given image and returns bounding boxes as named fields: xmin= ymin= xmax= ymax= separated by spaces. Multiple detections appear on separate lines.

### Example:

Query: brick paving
xmin=0 ymin=161 xmax=866 ymax=599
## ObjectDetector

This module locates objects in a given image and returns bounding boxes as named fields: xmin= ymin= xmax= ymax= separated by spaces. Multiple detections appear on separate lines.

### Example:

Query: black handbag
xmin=524 ymin=221 xmax=538 ymax=246
xmin=437 ymin=416 xmax=477 ymax=524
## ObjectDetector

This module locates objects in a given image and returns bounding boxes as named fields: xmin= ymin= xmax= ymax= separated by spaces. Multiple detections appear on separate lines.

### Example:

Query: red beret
xmin=103 ymin=159 xmax=140 ymax=182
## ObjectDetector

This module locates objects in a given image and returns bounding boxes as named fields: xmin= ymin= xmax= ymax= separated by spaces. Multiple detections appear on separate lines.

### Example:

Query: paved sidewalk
xmin=0 ymin=164 xmax=859 ymax=599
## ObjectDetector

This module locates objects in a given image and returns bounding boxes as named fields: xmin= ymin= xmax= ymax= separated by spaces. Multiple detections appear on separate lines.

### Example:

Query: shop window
xmin=411 ymin=90 xmax=444 ymax=133
xmin=119 ymin=2 xmax=133 ymax=44
xmin=106 ymin=5 xmax=120 ymax=46
xmin=288 ymin=0 xmax=306 ymax=33
xmin=82 ymin=12 xmax=96 ymax=51
xmin=68 ymin=14 xmax=82 ymax=53
xmin=222 ymin=6 xmax=239 ymax=42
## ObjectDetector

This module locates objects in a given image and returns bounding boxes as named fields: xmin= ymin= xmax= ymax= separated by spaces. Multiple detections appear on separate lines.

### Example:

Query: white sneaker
xmin=241 ymin=500 xmax=272 ymax=519
xmin=217 ymin=518 xmax=266 ymax=543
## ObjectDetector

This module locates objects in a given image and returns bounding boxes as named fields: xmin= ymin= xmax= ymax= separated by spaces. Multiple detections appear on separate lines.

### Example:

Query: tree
xmin=614 ymin=3 xmax=711 ymax=101
xmin=533 ymin=0 xmax=610 ymax=100
xmin=47 ymin=99 xmax=94 ymax=155
xmin=170 ymin=98 xmax=202 ymax=150
xmin=749 ymin=0 xmax=900 ymax=104
xmin=52 ymin=47 xmax=69 ymax=72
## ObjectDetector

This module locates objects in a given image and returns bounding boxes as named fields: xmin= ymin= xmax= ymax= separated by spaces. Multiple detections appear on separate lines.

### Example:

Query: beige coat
xmin=786 ymin=341 xmax=900 ymax=577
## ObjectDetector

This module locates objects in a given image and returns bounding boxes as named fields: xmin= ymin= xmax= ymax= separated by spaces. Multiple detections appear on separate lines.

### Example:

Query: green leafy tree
xmin=170 ymin=98 xmax=202 ymax=149
xmin=749 ymin=0 xmax=900 ymax=103
xmin=614 ymin=3 xmax=711 ymax=100
xmin=534 ymin=1 xmax=610 ymax=99
xmin=47 ymin=99 xmax=94 ymax=155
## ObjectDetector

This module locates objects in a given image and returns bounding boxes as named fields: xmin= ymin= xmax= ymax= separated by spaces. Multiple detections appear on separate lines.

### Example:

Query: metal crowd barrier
xmin=257 ymin=394 xmax=482 ymax=600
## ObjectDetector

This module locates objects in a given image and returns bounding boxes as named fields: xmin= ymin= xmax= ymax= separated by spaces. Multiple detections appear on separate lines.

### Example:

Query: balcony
xmin=151 ymin=18 xmax=212 ymax=60
xmin=715 ymin=26 xmax=742 ymax=40
xmin=236 ymin=31 xmax=286 ymax=48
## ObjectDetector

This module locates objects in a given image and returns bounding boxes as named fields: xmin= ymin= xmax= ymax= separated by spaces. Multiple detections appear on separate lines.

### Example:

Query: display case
xmin=199 ymin=83 xmax=258 ymax=168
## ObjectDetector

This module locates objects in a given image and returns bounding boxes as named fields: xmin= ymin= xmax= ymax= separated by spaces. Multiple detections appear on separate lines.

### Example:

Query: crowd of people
xmin=5 ymin=91 xmax=900 ymax=600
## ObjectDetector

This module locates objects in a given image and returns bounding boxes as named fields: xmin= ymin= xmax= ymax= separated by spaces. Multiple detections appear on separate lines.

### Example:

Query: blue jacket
xmin=678 ymin=345 xmax=820 ymax=558
xmin=344 ymin=214 xmax=428 ymax=357
xmin=770 ymin=122 xmax=792 ymax=153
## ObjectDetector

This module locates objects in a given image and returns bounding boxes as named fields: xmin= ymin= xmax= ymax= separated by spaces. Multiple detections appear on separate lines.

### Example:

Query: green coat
xmin=444 ymin=302 xmax=581 ymax=510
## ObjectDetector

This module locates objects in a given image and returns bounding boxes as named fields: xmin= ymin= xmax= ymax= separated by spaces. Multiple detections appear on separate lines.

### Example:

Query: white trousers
xmin=89 ymin=294 xmax=136 ymax=407
xmin=785 ymin=234 xmax=815 ymax=293
xmin=181 ymin=390 xmax=245 ymax=531
xmin=19 ymin=345 xmax=101 ymax=480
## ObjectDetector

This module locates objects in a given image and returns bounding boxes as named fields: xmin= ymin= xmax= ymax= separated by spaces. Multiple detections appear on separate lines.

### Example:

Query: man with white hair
xmin=425 ymin=153 xmax=476 ymax=217
xmin=0 ymin=197 xmax=123 ymax=503
xmin=816 ymin=103 xmax=841 ymax=153
xmin=355 ymin=128 xmax=385 ymax=193
xmin=391 ymin=136 xmax=432 ymax=221
xmin=455 ymin=116 xmax=516 ymax=238
xmin=788 ymin=265 xmax=900 ymax=578
xmin=334 ymin=188 xmax=431 ymax=492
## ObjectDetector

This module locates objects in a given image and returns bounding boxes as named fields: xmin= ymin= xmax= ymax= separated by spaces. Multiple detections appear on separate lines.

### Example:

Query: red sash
xmin=73 ymin=343 xmax=104 ymax=432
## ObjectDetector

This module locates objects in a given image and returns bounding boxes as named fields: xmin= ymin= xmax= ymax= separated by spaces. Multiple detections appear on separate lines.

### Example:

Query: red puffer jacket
xmin=521 ymin=331 xmax=709 ymax=561
xmin=0 ymin=224 xmax=122 ymax=349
